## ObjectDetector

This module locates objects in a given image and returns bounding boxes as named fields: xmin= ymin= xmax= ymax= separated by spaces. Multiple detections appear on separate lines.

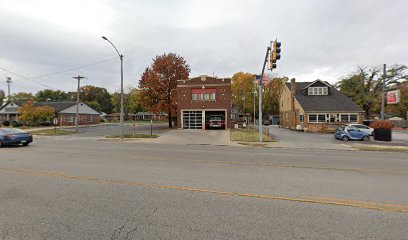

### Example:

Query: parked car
xmin=345 ymin=124 xmax=374 ymax=136
xmin=334 ymin=126 xmax=370 ymax=141
xmin=0 ymin=128 xmax=33 ymax=147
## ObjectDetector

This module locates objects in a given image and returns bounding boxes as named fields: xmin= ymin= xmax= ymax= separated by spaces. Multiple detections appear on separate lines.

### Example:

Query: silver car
xmin=345 ymin=124 xmax=374 ymax=136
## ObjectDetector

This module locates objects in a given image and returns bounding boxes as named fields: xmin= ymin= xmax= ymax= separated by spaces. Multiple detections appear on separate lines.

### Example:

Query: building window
xmin=318 ymin=114 xmax=326 ymax=122
xmin=299 ymin=115 xmax=304 ymax=123
xmin=309 ymin=114 xmax=327 ymax=123
xmin=192 ymin=89 xmax=216 ymax=102
xmin=309 ymin=114 xmax=317 ymax=122
xmin=308 ymin=87 xmax=328 ymax=95
xmin=67 ymin=115 xmax=74 ymax=123
xmin=89 ymin=115 xmax=93 ymax=123
xmin=340 ymin=114 xmax=358 ymax=123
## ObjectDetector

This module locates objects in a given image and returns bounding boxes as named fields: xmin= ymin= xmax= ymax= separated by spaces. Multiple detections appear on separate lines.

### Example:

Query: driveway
xmin=267 ymin=125 xmax=351 ymax=150
xmin=154 ymin=129 xmax=233 ymax=146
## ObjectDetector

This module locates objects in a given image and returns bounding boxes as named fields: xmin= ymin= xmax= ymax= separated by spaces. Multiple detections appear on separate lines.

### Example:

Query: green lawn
xmin=29 ymin=129 xmax=78 ymax=136
xmin=230 ymin=128 xmax=274 ymax=142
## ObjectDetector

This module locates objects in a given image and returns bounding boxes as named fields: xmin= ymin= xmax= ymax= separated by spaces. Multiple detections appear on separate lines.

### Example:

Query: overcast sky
xmin=0 ymin=0 xmax=407 ymax=94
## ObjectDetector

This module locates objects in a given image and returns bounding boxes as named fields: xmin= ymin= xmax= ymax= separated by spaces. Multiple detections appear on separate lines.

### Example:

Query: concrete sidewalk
xmin=153 ymin=129 xmax=237 ymax=146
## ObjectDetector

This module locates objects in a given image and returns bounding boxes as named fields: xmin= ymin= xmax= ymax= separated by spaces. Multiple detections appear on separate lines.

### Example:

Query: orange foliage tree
xmin=18 ymin=101 xmax=55 ymax=126
xmin=139 ymin=53 xmax=190 ymax=127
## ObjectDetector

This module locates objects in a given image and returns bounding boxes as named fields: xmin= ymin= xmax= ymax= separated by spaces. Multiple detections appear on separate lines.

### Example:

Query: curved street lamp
xmin=102 ymin=36 xmax=124 ymax=140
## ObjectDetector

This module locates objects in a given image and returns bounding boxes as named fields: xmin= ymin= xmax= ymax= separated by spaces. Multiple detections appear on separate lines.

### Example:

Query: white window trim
xmin=308 ymin=113 xmax=329 ymax=123
xmin=67 ymin=115 xmax=74 ymax=123
xmin=308 ymin=87 xmax=328 ymax=95
xmin=340 ymin=113 xmax=358 ymax=123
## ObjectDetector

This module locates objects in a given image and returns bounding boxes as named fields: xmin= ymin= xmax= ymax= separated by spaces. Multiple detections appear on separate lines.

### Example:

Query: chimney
xmin=290 ymin=78 xmax=296 ymax=97
xmin=290 ymin=78 xmax=296 ymax=111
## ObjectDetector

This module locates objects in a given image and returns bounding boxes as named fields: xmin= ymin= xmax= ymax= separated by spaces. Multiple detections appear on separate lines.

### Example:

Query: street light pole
xmin=102 ymin=36 xmax=124 ymax=140
xmin=6 ymin=77 xmax=12 ymax=101
xmin=73 ymin=75 xmax=86 ymax=132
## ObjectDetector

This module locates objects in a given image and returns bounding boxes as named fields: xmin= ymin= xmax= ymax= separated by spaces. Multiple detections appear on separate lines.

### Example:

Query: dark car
xmin=334 ymin=126 xmax=370 ymax=142
xmin=0 ymin=128 xmax=33 ymax=147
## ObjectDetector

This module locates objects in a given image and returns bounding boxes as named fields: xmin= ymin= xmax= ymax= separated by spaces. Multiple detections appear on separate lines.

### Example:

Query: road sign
xmin=387 ymin=90 xmax=400 ymax=104
xmin=53 ymin=118 xmax=58 ymax=126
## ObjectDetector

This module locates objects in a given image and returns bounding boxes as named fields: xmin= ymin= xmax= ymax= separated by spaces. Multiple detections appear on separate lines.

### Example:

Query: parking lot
xmin=267 ymin=125 xmax=408 ymax=150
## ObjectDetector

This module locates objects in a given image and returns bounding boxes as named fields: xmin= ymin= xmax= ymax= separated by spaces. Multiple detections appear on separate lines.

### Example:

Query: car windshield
xmin=0 ymin=128 xmax=26 ymax=134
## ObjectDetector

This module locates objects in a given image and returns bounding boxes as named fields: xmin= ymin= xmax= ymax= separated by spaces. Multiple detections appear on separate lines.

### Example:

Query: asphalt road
xmin=0 ymin=137 xmax=407 ymax=239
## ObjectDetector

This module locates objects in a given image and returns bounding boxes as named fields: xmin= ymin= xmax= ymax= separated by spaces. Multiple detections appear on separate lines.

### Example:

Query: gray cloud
xmin=0 ymin=0 xmax=407 ymax=94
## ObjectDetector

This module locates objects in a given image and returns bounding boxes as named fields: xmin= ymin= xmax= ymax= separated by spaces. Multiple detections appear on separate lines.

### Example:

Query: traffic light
xmin=269 ymin=40 xmax=281 ymax=69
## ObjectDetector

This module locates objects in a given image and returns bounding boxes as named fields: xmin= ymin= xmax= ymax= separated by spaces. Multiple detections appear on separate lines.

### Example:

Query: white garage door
xmin=183 ymin=111 xmax=202 ymax=129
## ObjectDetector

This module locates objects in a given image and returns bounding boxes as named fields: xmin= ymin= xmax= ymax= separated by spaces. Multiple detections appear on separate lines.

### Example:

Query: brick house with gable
xmin=0 ymin=101 xmax=100 ymax=126
xmin=280 ymin=79 xmax=364 ymax=132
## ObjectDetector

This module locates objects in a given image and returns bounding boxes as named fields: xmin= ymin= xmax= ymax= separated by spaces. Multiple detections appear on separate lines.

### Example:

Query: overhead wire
xmin=0 ymin=56 xmax=119 ymax=89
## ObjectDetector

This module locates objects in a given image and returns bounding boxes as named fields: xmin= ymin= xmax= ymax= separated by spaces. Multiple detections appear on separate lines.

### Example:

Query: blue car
xmin=0 ymin=128 xmax=33 ymax=147
xmin=334 ymin=126 xmax=370 ymax=141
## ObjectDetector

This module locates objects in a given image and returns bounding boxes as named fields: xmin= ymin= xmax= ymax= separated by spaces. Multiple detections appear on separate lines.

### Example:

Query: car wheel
xmin=22 ymin=142 xmax=29 ymax=146
xmin=0 ymin=141 xmax=3 ymax=147
xmin=342 ymin=136 xmax=349 ymax=141
xmin=362 ymin=136 xmax=369 ymax=141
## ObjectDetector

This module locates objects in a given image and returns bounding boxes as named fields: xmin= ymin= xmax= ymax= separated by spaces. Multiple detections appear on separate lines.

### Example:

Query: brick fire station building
xmin=177 ymin=76 xmax=231 ymax=130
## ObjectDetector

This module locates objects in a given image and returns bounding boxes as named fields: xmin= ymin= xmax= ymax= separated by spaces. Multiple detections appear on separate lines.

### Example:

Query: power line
xmin=30 ymin=57 xmax=118 ymax=80
xmin=0 ymin=56 xmax=119 ymax=89
xmin=0 ymin=66 xmax=52 ymax=88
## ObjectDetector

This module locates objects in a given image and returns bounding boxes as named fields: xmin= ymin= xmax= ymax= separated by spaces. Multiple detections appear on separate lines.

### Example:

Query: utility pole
xmin=73 ymin=75 xmax=86 ymax=132
xmin=259 ymin=47 xmax=270 ymax=143
xmin=6 ymin=77 xmax=12 ymax=101
xmin=253 ymin=82 xmax=257 ymax=125
xmin=380 ymin=64 xmax=386 ymax=120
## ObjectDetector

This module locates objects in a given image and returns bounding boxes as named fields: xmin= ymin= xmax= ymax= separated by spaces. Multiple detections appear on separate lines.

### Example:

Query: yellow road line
xmin=0 ymin=167 xmax=407 ymax=213
xmin=193 ymin=160 xmax=408 ymax=176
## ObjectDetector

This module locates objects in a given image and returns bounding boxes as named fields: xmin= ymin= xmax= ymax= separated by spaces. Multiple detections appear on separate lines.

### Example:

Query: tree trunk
xmin=168 ymin=111 xmax=172 ymax=128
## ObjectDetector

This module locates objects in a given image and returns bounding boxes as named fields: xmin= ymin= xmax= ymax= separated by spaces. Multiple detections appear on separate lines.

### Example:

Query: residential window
xmin=318 ymin=114 xmax=326 ymax=122
xmin=350 ymin=114 xmax=357 ymax=122
xmin=89 ymin=115 xmax=93 ymax=123
xmin=340 ymin=114 xmax=358 ymax=123
xmin=67 ymin=115 xmax=74 ymax=123
xmin=308 ymin=87 xmax=329 ymax=95
xmin=308 ymin=114 xmax=327 ymax=123
xmin=309 ymin=114 xmax=317 ymax=122
xmin=299 ymin=115 xmax=304 ymax=123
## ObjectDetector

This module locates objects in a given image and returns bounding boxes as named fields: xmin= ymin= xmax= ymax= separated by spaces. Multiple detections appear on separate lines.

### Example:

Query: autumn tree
xmin=11 ymin=92 xmax=35 ymax=102
xmin=35 ymin=89 xmax=71 ymax=102
xmin=0 ymin=89 xmax=5 ymax=106
xmin=80 ymin=85 xmax=112 ymax=113
xmin=18 ymin=101 xmax=55 ymax=126
xmin=111 ymin=87 xmax=145 ymax=118
xmin=231 ymin=72 xmax=256 ymax=115
xmin=336 ymin=64 xmax=407 ymax=118
xmin=139 ymin=53 xmax=190 ymax=127
xmin=262 ymin=77 xmax=289 ymax=116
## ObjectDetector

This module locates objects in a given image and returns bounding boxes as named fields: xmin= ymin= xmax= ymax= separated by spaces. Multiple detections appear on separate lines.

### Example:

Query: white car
xmin=345 ymin=124 xmax=374 ymax=136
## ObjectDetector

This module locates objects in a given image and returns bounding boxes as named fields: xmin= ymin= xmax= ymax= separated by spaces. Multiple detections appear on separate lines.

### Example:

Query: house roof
xmin=33 ymin=101 xmax=77 ymax=112
xmin=286 ymin=81 xmax=363 ymax=112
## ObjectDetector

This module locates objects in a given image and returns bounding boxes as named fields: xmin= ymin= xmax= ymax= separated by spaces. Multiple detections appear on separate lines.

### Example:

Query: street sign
xmin=53 ymin=118 xmax=58 ymax=126
xmin=387 ymin=90 xmax=400 ymax=104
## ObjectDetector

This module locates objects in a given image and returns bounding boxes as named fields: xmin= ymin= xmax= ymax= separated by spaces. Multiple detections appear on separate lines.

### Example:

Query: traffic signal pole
xmin=259 ymin=46 xmax=271 ymax=143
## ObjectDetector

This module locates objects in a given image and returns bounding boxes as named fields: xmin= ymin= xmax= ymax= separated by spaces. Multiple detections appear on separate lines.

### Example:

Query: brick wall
xmin=177 ymin=76 xmax=231 ymax=129
xmin=57 ymin=113 xmax=100 ymax=126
